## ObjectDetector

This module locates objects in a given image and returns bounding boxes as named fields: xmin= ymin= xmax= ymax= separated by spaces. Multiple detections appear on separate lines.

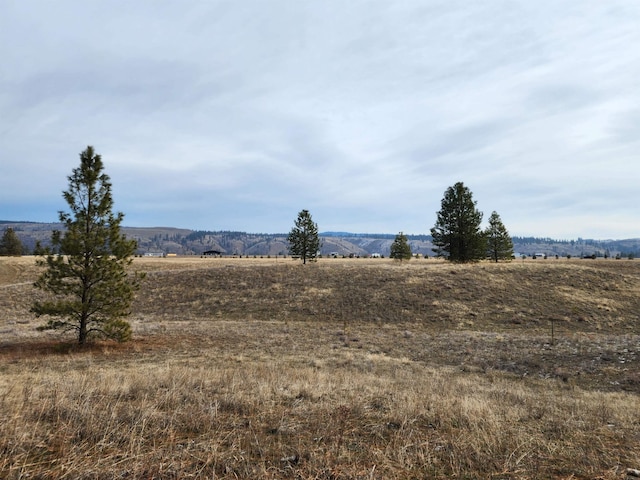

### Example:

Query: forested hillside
xmin=2 ymin=221 xmax=639 ymax=258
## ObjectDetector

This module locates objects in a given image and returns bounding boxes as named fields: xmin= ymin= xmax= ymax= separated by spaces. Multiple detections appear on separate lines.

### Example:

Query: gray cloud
xmin=1 ymin=1 xmax=640 ymax=238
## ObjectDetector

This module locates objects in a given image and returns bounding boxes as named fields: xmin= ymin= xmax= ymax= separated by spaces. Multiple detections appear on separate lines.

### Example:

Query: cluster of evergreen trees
xmin=431 ymin=182 xmax=513 ymax=263
xmin=288 ymin=182 xmax=514 ymax=264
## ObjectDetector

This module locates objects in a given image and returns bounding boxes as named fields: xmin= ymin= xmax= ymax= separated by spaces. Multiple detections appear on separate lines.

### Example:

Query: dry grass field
xmin=1 ymin=255 xmax=639 ymax=479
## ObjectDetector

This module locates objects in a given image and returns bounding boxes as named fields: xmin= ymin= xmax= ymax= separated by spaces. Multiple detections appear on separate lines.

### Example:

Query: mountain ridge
xmin=2 ymin=221 xmax=640 ymax=258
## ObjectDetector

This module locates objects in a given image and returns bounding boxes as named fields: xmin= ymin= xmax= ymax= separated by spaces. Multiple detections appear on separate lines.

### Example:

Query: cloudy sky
xmin=2 ymin=2 xmax=639 ymax=239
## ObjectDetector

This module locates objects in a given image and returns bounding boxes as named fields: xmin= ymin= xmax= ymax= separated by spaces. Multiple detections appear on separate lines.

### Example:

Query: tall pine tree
xmin=431 ymin=182 xmax=485 ymax=263
xmin=32 ymin=146 xmax=143 ymax=344
xmin=485 ymin=211 xmax=514 ymax=262
xmin=288 ymin=209 xmax=320 ymax=264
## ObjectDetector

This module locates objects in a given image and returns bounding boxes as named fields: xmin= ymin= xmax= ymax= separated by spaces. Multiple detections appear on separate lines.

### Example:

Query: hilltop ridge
xmin=2 ymin=221 xmax=639 ymax=258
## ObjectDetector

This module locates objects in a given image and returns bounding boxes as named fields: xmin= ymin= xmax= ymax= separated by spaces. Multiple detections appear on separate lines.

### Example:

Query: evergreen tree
xmin=431 ymin=181 xmax=485 ymax=263
xmin=32 ymin=146 xmax=143 ymax=344
xmin=287 ymin=209 xmax=320 ymax=264
xmin=0 ymin=227 xmax=23 ymax=256
xmin=485 ymin=211 xmax=514 ymax=262
xmin=390 ymin=231 xmax=412 ymax=261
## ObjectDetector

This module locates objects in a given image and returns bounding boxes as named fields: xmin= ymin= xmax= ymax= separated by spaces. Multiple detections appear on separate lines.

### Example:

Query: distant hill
xmin=2 ymin=221 xmax=640 ymax=258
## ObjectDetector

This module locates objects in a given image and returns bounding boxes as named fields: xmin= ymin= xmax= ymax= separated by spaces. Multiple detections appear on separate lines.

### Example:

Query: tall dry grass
xmin=1 ymin=256 xmax=640 ymax=478
xmin=2 ymin=340 xmax=638 ymax=479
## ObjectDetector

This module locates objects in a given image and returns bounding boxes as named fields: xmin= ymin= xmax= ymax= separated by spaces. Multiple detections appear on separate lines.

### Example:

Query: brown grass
xmin=1 ymin=256 xmax=640 ymax=479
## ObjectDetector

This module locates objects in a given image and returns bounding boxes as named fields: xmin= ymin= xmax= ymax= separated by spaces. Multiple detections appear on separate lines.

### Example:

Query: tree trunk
xmin=78 ymin=316 xmax=88 ymax=345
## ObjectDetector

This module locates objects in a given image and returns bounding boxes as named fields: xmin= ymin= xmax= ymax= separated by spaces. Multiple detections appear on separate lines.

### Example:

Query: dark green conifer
xmin=485 ymin=211 xmax=514 ymax=262
xmin=288 ymin=209 xmax=320 ymax=265
xmin=0 ymin=227 xmax=23 ymax=256
xmin=431 ymin=181 xmax=485 ymax=263
xmin=32 ymin=146 xmax=143 ymax=344
xmin=390 ymin=232 xmax=412 ymax=261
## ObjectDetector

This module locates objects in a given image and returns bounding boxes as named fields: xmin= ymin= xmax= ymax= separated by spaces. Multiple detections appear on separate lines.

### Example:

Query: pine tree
xmin=485 ymin=211 xmax=514 ymax=262
xmin=431 ymin=181 xmax=485 ymax=263
xmin=0 ymin=227 xmax=23 ymax=256
xmin=32 ymin=146 xmax=143 ymax=344
xmin=287 ymin=209 xmax=320 ymax=264
xmin=390 ymin=231 xmax=412 ymax=261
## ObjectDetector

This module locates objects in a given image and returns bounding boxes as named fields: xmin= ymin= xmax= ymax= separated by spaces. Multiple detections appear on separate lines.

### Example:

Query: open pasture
xmin=1 ymin=256 xmax=639 ymax=478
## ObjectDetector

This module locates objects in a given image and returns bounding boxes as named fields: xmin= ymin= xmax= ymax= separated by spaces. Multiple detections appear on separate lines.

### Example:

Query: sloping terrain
xmin=1 ymin=256 xmax=639 ymax=479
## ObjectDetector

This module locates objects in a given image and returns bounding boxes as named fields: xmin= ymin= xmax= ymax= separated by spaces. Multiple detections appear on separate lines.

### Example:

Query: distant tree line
xmin=512 ymin=236 xmax=571 ymax=245
xmin=321 ymin=232 xmax=432 ymax=241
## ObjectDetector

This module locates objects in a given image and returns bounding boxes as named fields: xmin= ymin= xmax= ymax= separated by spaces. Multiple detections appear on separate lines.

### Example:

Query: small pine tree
xmin=485 ymin=211 xmax=514 ymax=262
xmin=32 ymin=146 xmax=143 ymax=345
xmin=390 ymin=232 xmax=412 ymax=261
xmin=287 ymin=209 xmax=320 ymax=265
xmin=0 ymin=227 xmax=23 ymax=256
xmin=431 ymin=182 xmax=485 ymax=263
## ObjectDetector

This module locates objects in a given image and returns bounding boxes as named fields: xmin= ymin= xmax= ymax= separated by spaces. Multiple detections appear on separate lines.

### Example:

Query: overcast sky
xmin=2 ymin=1 xmax=639 ymax=239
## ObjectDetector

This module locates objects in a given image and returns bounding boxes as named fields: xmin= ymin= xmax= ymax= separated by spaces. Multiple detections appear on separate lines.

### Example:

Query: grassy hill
xmin=1 ymin=256 xmax=639 ymax=478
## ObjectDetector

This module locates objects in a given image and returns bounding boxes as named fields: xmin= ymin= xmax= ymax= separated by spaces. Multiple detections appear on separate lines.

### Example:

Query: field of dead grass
xmin=1 ymin=255 xmax=639 ymax=479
